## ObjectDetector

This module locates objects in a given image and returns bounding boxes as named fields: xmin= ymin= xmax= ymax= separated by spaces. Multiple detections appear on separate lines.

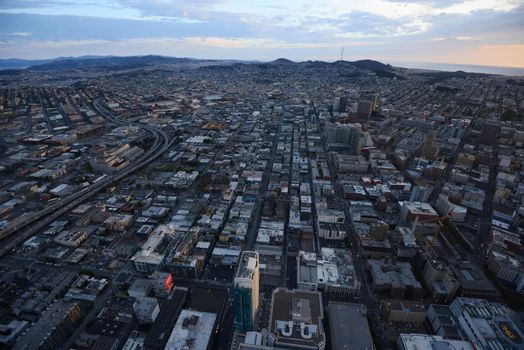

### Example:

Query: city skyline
xmin=1 ymin=0 xmax=524 ymax=68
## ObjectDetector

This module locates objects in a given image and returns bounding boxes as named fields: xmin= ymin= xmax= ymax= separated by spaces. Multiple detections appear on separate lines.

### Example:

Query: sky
xmin=0 ymin=0 xmax=523 ymax=68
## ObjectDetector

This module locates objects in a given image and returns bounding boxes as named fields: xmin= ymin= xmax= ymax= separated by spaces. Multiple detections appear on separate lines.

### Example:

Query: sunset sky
xmin=1 ymin=0 xmax=523 ymax=67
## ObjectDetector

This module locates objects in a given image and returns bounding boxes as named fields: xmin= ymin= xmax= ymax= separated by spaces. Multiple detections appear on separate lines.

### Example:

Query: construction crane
xmin=340 ymin=47 xmax=344 ymax=61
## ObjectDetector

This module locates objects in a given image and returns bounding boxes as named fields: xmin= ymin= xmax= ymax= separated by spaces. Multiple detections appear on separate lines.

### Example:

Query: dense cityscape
xmin=0 ymin=56 xmax=523 ymax=350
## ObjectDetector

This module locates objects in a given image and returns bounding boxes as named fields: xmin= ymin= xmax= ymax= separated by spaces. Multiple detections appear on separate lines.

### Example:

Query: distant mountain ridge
xmin=0 ymin=55 xmax=503 ymax=78
xmin=0 ymin=55 xmax=110 ymax=69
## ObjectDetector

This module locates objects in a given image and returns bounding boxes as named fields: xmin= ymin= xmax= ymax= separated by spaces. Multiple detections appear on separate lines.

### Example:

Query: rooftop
xmin=269 ymin=288 xmax=325 ymax=349
xmin=164 ymin=309 xmax=216 ymax=350
xmin=327 ymin=302 xmax=373 ymax=350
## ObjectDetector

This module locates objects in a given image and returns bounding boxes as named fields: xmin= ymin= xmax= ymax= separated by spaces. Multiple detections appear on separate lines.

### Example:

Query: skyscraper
xmin=325 ymin=122 xmax=364 ymax=155
xmin=234 ymin=251 xmax=260 ymax=332
xmin=356 ymin=94 xmax=376 ymax=121
xmin=333 ymin=96 xmax=347 ymax=113
xmin=421 ymin=130 xmax=438 ymax=160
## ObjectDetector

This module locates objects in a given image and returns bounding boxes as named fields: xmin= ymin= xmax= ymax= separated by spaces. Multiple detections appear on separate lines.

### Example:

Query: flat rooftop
xmin=164 ymin=309 xmax=216 ymax=350
xmin=270 ymin=288 xmax=325 ymax=349
xmin=235 ymin=251 xmax=259 ymax=281
xmin=327 ymin=302 xmax=374 ymax=350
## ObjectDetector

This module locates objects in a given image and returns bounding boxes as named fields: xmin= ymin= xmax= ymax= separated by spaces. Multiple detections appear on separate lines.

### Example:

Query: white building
xmin=436 ymin=194 xmax=467 ymax=222
xmin=164 ymin=309 xmax=216 ymax=350
xmin=133 ymin=297 xmax=159 ymax=324
xmin=398 ymin=334 xmax=474 ymax=350
xmin=297 ymin=248 xmax=360 ymax=296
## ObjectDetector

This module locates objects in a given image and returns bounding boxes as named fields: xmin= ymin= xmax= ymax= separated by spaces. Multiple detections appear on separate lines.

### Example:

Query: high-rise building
xmin=333 ymin=97 xmax=347 ymax=113
xmin=421 ymin=130 xmax=438 ymax=160
xmin=356 ymin=94 xmax=376 ymax=120
xmin=234 ymin=251 xmax=260 ymax=332
xmin=325 ymin=122 xmax=364 ymax=155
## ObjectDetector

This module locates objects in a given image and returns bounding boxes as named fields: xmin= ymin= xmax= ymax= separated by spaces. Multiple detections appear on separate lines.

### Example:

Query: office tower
xmin=325 ymin=122 xmax=364 ymax=155
xmin=234 ymin=251 xmax=260 ymax=332
xmin=333 ymin=96 xmax=347 ymax=113
xmin=348 ymin=123 xmax=364 ymax=155
xmin=421 ymin=130 xmax=438 ymax=160
xmin=356 ymin=94 xmax=376 ymax=120
xmin=325 ymin=122 xmax=350 ymax=144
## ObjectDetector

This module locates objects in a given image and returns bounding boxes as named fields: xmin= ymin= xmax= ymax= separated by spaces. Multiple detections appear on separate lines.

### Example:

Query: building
xmin=65 ymin=274 xmax=108 ymax=302
xmin=144 ymin=287 xmax=188 ymax=349
xmin=436 ymin=194 xmax=467 ymax=222
xmin=187 ymin=286 xmax=229 ymax=338
xmin=325 ymin=122 xmax=364 ymax=155
xmin=128 ymin=278 xmax=153 ymax=299
xmin=398 ymin=334 xmax=474 ymax=350
xmin=133 ymin=297 xmax=160 ymax=324
xmin=0 ymin=321 xmax=29 ymax=347
xmin=449 ymin=297 xmax=524 ymax=350
xmin=449 ymin=261 xmax=500 ymax=301
xmin=268 ymin=288 xmax=326 ymax=350
xmin=234 ymin=251 xmax=260 ymax=332
xmin=409 ymin=186 xmax=432 ymax=202
xmin=150 ymin=272 xmax=174 ymax=298
xmin=131 ymin=225 xmax=176 ymax=273
xmin=381 ymin=299 xmax=426 ymax=324
xmin=349 ymin=201 xmax=379 ymax=222
xmin=479 ymin=120 xmax=500 ymax=145
xmin=421 ymin=130 xmax=438 ymax=160
xmin=356 ymin=94 xmax=376 ymax=120
xmin=368 ymin=259 xmax=423 ymax=298
xmin=297 ymin=248 xmax=360 ymax=296
xmin=327 ymin=302 xmax=373 ymax=350
xmin=164 ymin=309 xmax=216 ymax=350
xmin=13 ymin=300 xmax=83 ymax=350
xmin=333 ymin=97 xmax=347 ymax=113
xmin=332 ymin=154 xmax=369 ymax=173
xmin=391 ymin=227 xmax=419 ymax=259
xmin=427 ymin=304 xmax=466 ymax=340
xmin=400 ymin=201 xmax=439 ymax=223
xmin=420 ymin=253 xmax=459 ymax=303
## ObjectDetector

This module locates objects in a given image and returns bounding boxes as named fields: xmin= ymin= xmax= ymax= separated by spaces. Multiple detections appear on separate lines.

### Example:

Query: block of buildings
xmin=297 ymin=248 xmax=360 ymax=296
xmin=268 ymin=288 xmax=326 ymax=350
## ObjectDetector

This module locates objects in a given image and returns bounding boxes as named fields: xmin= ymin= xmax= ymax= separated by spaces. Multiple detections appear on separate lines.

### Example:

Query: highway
xmin=0 ymin=98 xmax=173 ymax=257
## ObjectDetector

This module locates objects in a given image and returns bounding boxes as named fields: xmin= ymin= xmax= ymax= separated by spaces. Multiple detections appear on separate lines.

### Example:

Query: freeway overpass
xmin=0 ymin=99 xmax=172 ymax=257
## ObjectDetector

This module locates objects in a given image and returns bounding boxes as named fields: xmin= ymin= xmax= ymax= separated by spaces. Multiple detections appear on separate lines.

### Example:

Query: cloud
xmin=3 ymin=32 xmax=32 ymax=36
xmin=0 ymin=0 xmax=523 ymax=67
xmin=0 ymin=1 xmax=76 ymax=9
xmin=456 ymin=36 xmax=473 ymax=40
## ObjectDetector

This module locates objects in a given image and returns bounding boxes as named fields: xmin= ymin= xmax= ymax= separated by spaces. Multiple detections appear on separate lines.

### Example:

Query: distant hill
xmin=26 ymin=55 xmax=205 ymax=71
xmin=0 ymin=55 xmax=402 ymax=78
xmin=0 ymin=58 xmax=54 ymax=69
xmin=270 ymin=58 xmax=295 ymax=65
xmin=350 ymin=59 xmax=392 ymax=71
xmin=0 ymin=55 xmax=109 ymax=69
xmin=414 ymin=70 xmax=490 ymax=84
